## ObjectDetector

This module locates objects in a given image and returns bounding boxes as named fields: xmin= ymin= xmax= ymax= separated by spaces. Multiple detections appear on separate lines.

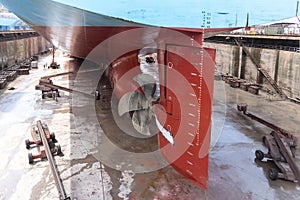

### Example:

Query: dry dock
xmin=0 ymin=52 xmax=300 ymax=200
xmin=204 ymin=34 xmax=300 ymax=100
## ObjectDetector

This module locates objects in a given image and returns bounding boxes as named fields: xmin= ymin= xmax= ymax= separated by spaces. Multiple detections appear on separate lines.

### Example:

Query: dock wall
xmin=204 ymin=42 xmax=300 ymax=98
xmin=0 ymin=36 xmax=50 ymax=69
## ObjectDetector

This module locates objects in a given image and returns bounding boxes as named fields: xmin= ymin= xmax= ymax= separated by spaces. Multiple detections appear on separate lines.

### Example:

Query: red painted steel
xmin=156 ymin=44 xmax=215 ymax=189
xmin=105 ymin=28 xmax=217 ymax=189
xmin=32 ymin=26 xmax=236 ymax=60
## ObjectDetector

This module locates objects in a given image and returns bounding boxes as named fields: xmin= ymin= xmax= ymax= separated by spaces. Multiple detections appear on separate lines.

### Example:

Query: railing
xmin=0 ymin=30 xmax=39 ymax=42
xmin=205 ymin=39 xmax=300 ymax=53
xmin=0 ymin=30 xmax=34 ymax=33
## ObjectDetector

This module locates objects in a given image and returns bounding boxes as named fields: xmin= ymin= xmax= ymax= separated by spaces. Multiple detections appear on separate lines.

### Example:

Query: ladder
xmin=234 ymin=38 xmax=287 ymax=99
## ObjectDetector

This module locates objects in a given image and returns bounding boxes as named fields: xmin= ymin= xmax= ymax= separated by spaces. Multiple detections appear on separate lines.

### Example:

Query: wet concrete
xmin=207 ymin=85 xmax=300 ymax=200
xmin=0 ymin=52 xmax=75 ymax=200
xmin=0 ymin=53 xmax=300 ymax=200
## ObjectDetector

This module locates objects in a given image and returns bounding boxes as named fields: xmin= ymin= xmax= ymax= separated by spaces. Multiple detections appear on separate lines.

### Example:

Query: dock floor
xmin=0 ymin=53 xmax=300 ymax=200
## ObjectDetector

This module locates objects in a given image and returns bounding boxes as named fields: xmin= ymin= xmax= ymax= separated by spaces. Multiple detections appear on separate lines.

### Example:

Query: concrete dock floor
xmin=0 ymin=53 xmax=300 ymax=200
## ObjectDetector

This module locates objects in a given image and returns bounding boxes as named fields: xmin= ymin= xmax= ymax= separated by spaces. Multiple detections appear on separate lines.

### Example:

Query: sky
xmin=1 ymin=0 xmax=300 ymax=27
xmin=50 ymin=0 xmax=300 ymax=27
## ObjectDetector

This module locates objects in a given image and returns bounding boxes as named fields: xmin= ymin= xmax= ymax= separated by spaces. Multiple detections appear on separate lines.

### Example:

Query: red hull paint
xmin=159 ymin=46 xmax=215 ymax=189
xmin=33 ymin=26 xmax=140 ymax=59
xmin=33 ymin=26 xmax=236 ymax=60
xmin=108 ymin=50 xmax=143 ymax=99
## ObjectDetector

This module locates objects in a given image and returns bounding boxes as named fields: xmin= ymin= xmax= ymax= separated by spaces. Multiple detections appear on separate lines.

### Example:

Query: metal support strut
xmin=237 ymin=104 xmax=300 ymax=184
xmin=36 ymin=120 xmax=70 ymax=200
xmin=234 ymin=38 xmax=287 ymax=99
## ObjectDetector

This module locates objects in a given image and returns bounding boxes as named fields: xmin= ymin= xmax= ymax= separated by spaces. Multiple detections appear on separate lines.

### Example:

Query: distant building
xmin=233 ymin=16 xmax=300 ymax=35
xmin=0 ymin=4 xmax=31 ymax=31
xmin=0 ymin=17 xmax=31 ymax=31
xmin=0 ymin=18 xmax=14 ymax=31
xmin=256 ymin=16 xmax=300 ymax=35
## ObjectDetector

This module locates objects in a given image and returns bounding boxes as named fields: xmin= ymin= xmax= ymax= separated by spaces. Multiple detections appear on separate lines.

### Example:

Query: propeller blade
xmin=132 ymin=109 xmax=153 ymax=136
xmin=118 ymin=73 xmax=159 ymax=136
xmin=133 ymin=74 xmax=156 ymax=100
xmin=118 ymin=91 xmax=149 ymax=116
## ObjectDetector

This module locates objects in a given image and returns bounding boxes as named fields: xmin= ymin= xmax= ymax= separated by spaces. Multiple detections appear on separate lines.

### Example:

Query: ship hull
xmin=33 ymin=26 xmax=140 ymax=58
xmin=32 ymin=25 xmax=235 ymax=59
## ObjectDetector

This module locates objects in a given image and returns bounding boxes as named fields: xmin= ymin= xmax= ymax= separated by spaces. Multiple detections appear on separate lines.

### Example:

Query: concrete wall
xmin=204 ymin=42 xmax=300 ymax=98
xmin=0 ymin=36 xmax=50 ymax=69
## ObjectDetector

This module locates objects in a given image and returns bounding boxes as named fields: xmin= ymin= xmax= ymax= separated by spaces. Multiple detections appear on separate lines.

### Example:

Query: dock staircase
xmin=234 ymin=38 xmax=287 ymax=99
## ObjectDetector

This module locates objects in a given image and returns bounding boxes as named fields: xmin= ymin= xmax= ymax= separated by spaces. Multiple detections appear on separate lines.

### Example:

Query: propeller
xmin=117 ymin=57 xmax=174 ymax=144
xmin=118 ymin=73 xmax=157 ymax=136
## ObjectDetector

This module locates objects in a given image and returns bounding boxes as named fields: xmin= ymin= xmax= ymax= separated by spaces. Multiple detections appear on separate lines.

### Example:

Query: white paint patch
xmin=118 ymin=170 xmax=135 ymax=200
xmin=155 ymin=118 xmax=174 ymax=145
